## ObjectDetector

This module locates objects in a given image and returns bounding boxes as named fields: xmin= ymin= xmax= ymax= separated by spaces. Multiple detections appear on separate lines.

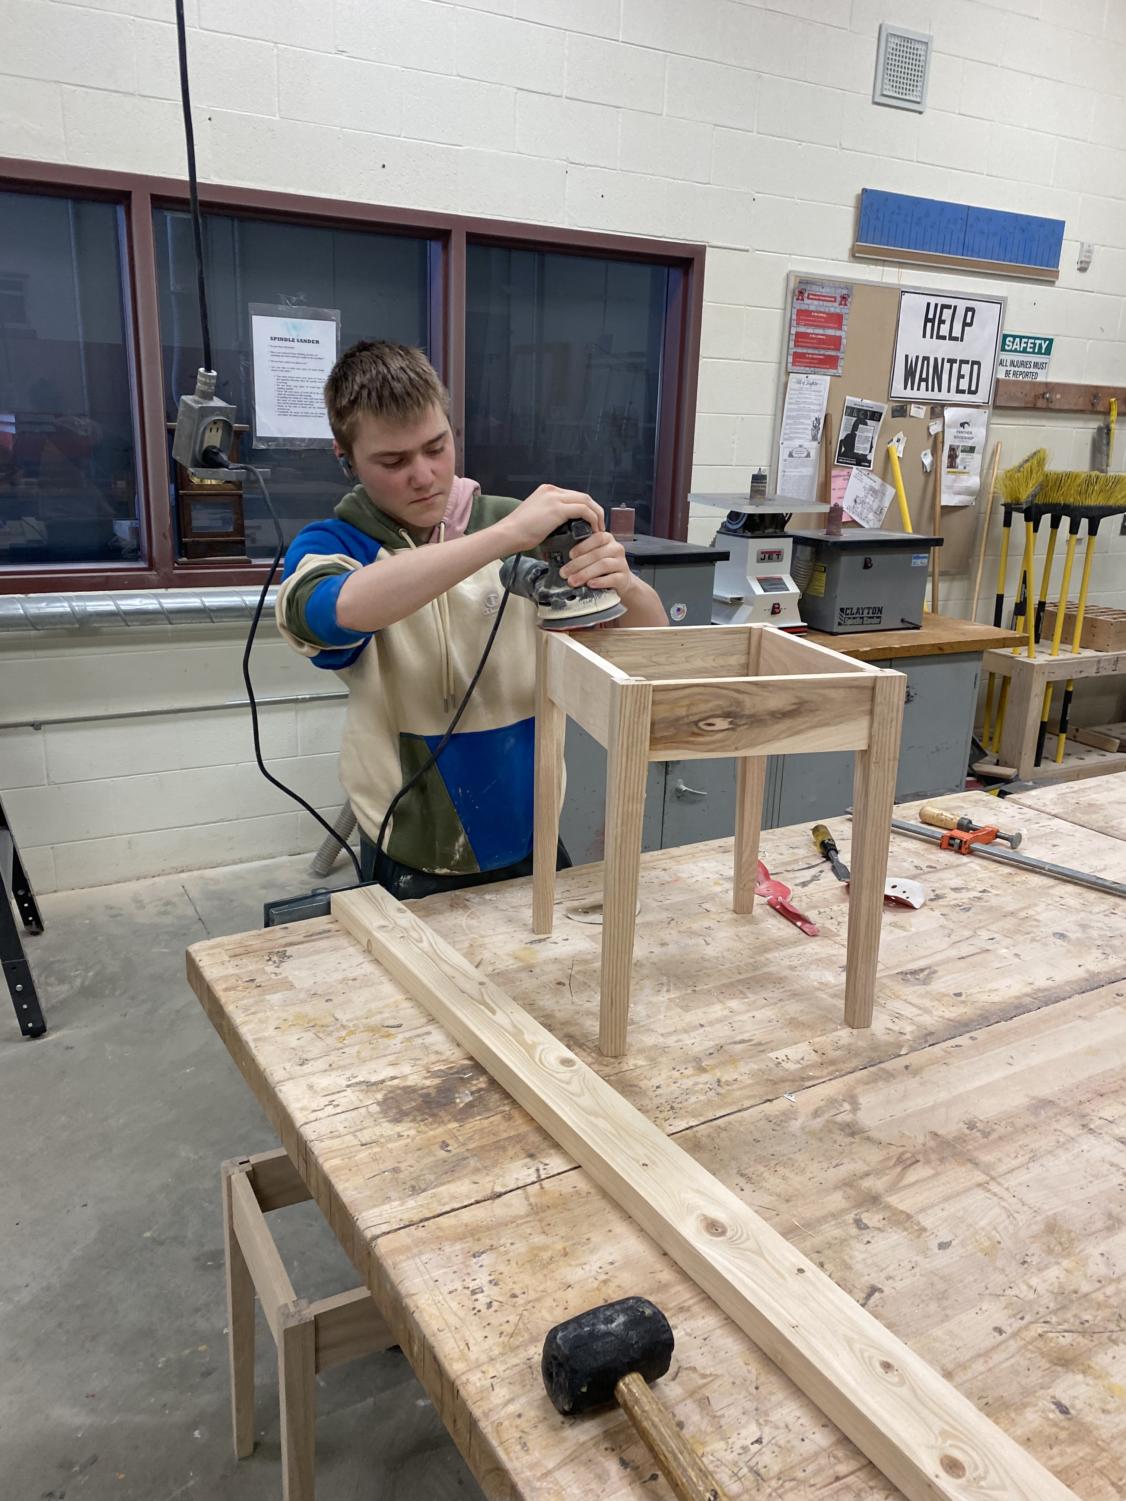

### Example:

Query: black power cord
xmin=211 ymin=449 xmax=516 ymax=887
xmin=175 ymin=8 xmax=515 ymax=891
xmin=174 ymin=0 xmax=212 ymax=372
xmin=195 ymin=453 xmax=362 ymax=882
xmin=370 ymin=583 xmax=512 ymax=867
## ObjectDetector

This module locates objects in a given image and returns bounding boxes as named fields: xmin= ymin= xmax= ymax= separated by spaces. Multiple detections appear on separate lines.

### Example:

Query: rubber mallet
xmin=541 ymin=1296 xmax=728 ymax=1501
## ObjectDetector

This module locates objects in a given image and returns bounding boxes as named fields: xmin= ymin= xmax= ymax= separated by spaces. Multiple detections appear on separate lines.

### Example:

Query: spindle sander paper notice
xmin=251 ymin=307 xmax=339 ymax=443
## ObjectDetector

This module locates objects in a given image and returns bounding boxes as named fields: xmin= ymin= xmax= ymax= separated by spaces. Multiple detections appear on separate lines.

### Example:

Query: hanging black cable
xmin=173 ymin=17 xmax=516 ymax=892
xmin=370 ymin=584 xmax=512 ymax=867
xmin=174 ymin=0 xmax=212 ymax=371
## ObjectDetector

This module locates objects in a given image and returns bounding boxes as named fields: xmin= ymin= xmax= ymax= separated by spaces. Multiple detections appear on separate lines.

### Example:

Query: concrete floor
xmin=1 ymin=851 xmax=483 ymax=1501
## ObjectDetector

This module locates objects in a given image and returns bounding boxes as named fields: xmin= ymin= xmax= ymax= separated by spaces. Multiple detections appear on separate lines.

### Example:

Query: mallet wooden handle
xmin=614 ymin=1371 xmax=729 ymax=1501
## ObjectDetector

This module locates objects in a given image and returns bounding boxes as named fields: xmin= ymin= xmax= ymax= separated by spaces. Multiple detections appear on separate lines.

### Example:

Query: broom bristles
xmin=998 ymin=448 xmax=1048 ymax=505
xmin=1038 ymin=470 xmax=1126 ymax=512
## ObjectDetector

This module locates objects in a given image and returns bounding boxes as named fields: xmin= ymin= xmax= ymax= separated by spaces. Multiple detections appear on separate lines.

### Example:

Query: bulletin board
xmin=772 ymin=272 xmax=1006 ymax=576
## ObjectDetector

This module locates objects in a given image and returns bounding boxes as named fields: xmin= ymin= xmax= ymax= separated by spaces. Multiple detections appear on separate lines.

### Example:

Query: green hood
xmin=334 ymin=485 xmax=415 ymax=550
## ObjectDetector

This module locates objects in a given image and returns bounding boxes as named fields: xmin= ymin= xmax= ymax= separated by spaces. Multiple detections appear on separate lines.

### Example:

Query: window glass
xmin=465 ymin=244 xmax=667 ymax=533
xmin=153 ymin=209 xmax=432 ymax=558
xmin=0 ymin=191 xmax=140 ymax=567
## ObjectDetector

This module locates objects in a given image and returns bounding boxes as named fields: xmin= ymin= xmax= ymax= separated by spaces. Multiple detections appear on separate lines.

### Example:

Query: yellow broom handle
xmin=1024 ymin=518 xmax=1036 ymax=658
xmin=1011 ymin=520 xmax=1034 ymax=655
xmin=982 ymin=508 xmax=1013 ymax=748
xmin=1034 ymin=520 xmax=1059 ymax=639
xmin=1069 ymin=532 xmax=1098 ymax=654
xmin=1055 ymin=527 xmax=1100 ymax=765
xmin=887 ymin=442 xmax=912 ymax=533
xmin=1049 ymin=533 xmax=1078 ymax=657
xmin=1036 ymin=529 xmax=1080 ymax=766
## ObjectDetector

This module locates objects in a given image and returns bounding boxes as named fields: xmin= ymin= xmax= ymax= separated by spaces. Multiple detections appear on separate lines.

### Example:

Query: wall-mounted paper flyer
xmin=834 ymin=395 xmax=887 ymax=471
xmin=842 ymin=468 xmax=894 ymax=529
xmin=776 ymin=372 xmax=829 ymax=504
xmin=250 ymin=304 xmax=341 ymax=446
xmin=942 ymin=406 xmax=988 ymax=507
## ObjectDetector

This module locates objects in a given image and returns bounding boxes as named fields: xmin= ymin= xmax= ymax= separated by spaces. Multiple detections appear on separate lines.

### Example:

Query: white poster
xmin=890 ymin=291 xmax=1003 ymax=406
xmin=251 ymin=305 xmax=340 ymax=445
xmin=835 ymin=395 xmax=887 ymax=470
xmin=942 ymin=406 xmax=988 ymax=507
xmin=997 ymin=332 xmax=1053 ymax=382
xmin=776 ymin=372 xmax=829 ymax=503
xmin=842 ymin=468 xmax=894 ymax=530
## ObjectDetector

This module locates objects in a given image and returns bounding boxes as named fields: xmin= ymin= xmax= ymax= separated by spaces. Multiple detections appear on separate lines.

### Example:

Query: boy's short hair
xmin=324 ymin=341 xmax=450 ymax=453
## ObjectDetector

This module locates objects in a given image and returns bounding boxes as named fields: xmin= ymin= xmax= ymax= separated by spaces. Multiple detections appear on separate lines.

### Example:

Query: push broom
xmin=984 ymin=449 xmax=1046 ymax=752
xmin=1036 ymin=458 xmax=1126 ymax=762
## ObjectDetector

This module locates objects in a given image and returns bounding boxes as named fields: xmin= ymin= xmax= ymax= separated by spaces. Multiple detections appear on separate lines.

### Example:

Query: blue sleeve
xmin=304 ymin=573 xmax=371 ymax=648
xmin=281 ymin=518 xmax=382 ymax=671
xmin=282 ymin=520 xmax=380 ymax=580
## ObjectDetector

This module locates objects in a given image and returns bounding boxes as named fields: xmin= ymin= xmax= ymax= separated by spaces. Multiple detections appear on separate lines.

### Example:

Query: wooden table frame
xmin=222 ymin=1148 xmax=393 ymax=1500
xmin=532 ymin=625 xmax=907 ymax=1055
xmin=187 ymin=782 xmax=1126 ymax=1500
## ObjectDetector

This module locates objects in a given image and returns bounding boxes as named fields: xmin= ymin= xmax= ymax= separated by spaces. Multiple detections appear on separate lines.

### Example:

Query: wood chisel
xmin=811 ymin=824 xmax=926 ymax=909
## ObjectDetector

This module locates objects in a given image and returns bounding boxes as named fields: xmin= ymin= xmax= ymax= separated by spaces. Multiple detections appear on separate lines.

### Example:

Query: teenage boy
xmin=275 ymin=340 xmax=666 ymax=899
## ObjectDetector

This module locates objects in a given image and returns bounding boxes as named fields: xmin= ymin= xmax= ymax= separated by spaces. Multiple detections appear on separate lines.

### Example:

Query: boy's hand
xmin=560 ymin=529 xmax=637 ymax=601
xmin=500 ymin=485 xmax=604 ymax=553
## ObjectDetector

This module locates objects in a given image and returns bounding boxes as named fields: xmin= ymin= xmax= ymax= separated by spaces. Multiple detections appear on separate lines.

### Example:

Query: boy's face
xmin=340 ymin=402 xmax=456 ymax=533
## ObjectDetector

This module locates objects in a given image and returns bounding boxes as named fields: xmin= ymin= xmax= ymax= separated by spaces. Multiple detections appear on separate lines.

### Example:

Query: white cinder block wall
xmin=2 ymin=0 xmax=1126 ymax=891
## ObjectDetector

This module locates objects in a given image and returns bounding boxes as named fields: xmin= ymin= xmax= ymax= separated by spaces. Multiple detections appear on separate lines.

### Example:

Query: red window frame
xmin=0 ymin=156 xmax=703 ymax=594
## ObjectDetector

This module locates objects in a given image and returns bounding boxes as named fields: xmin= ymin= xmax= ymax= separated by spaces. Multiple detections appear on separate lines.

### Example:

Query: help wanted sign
xmin=890 ymin=291 xmax=1004 ymax=406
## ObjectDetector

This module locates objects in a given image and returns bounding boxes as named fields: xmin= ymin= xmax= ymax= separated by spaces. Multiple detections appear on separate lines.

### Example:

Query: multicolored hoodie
xmin=275 ymin=477 xmax=539 ymax=875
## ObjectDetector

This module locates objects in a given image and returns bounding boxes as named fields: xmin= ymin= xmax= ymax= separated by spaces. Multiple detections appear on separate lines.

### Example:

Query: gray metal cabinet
xmin=892 ymin=652 xmax=981 ymax=800
xmin=765 ymin=649 xmax=981 ymax=827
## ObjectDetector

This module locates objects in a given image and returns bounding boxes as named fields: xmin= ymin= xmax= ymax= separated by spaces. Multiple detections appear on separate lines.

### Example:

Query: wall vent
xmin=873 ymin=24 xmax=931 ymax=112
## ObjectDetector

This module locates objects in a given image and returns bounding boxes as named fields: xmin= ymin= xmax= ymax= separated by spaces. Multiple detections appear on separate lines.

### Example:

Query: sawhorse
xmin=1 ymin=797 xmax=46 ymax=1038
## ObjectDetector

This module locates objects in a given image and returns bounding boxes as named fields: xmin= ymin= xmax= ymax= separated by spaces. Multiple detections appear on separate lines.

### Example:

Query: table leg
xmin=222 ymin=1160 xmax=256 ymax=1460
xmin=732 ymin=756 xmax=766 ymax=915
xmin=533 ymin=633 xmax=565 ymax=936
xmin=599 ymin=680 xmax=653 ymax=1058
xmin=0 ymin=881 xmax=46 ymax=1039
xmin=996 ymin=663 xmax=1042 ymax=780
xmin=279 ymin=1304 xmax=316 ymax=1501
xmin=844 ymin=673 xmax=905 ymax=1029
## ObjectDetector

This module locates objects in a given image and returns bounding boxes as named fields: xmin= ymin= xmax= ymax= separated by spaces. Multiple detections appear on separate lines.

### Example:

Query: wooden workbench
xmin=188 ymin=781 xmax=1126 ymax=1500
xmin=804 ymin=612 xmax=1023 ymax=662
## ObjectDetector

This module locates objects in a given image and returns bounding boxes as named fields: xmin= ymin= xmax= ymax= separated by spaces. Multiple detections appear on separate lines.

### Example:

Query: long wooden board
xmin=331 ymin=884 xmax=1079 ymax=1501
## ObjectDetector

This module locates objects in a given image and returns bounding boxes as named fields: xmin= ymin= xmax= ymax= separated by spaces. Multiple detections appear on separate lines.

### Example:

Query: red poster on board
xmin=788 ymin=349 xmax=843 ymax=373
xmin=792 ymin=329 xmax=843 ymax=352
xmin=788 ymin=279 xmax=852 ymax=376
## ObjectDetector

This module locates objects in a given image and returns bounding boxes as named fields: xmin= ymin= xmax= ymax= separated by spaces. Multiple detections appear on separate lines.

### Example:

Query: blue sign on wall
xmin=855 ymin=189 xmax=1064 ymax=279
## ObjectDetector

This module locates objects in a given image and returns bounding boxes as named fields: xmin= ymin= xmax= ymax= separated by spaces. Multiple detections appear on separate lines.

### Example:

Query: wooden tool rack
xmin=981 ymin=642 xmax=1126 ymax=783
xmin=531 ymin=624 xmax=906 ymax=1055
